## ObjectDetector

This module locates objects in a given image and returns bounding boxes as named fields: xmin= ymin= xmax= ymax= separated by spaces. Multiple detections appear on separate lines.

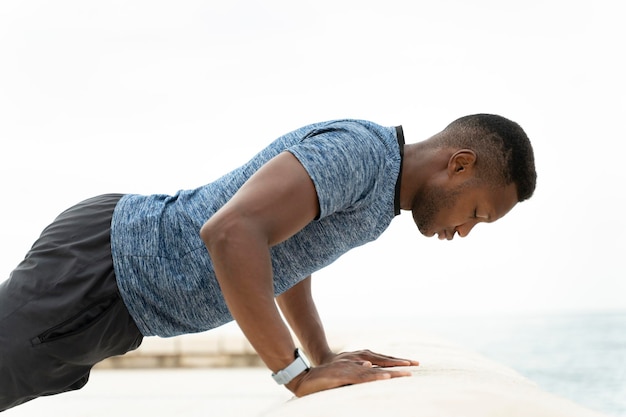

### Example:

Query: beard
xmin=412 ymin=183 xmax=461 ymax=236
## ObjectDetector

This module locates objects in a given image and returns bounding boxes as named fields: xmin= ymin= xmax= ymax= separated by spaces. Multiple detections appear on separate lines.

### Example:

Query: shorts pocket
xmin=32 ymin=296 xmax=118 ymax=345
xmin=31 ymin=295 xmax=142 ymax=366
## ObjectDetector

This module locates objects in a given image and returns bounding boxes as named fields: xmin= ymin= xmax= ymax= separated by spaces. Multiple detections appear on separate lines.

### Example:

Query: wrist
xmin=304 ymin=345 xmax=335 ymax=366
xmin=271 ymin=348 xmax=311 ymax=385
xmin=316 ymin=349 xmax=336 ymax=365
xmin=285 ymin=367 xmax=309 ymax=395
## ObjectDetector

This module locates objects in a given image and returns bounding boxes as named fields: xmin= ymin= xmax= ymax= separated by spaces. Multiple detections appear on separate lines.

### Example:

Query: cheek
xmin=413 ymin=196 xmax=446 ymax=233
xmin=412 ymin=184 xmax=459 ymax=233
xmin=431 ymin=206 xmax=450 ymax=227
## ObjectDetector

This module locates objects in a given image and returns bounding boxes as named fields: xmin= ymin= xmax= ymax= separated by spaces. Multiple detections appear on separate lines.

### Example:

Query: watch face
xmin=296 ymin=348 xmax=311 ymax=368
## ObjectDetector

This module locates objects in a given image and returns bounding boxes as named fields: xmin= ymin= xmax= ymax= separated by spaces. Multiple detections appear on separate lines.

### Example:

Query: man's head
xmin=438 ymin=114 xmax=537 ymax=202
xmin=409 ymin=114 xmax=536 ymax=240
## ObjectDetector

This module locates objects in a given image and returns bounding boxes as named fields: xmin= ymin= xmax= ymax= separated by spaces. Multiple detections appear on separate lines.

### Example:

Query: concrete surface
xmin=3 ymin=368 xmax=292 ymax=417
xmin=263 ymin=331 xmax=610 ymax=417
xmin=2 ymin=326 xmax=610 ymax=417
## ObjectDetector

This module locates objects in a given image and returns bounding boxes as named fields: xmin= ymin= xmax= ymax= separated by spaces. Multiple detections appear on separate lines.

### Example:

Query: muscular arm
xmin=200 ymin=152 xmax=317 ymax=377
xmin=200 ymin=151 xmax=412 ymax=396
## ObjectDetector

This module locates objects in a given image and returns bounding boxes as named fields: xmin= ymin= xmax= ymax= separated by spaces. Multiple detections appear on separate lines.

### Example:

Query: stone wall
xmin=96 ymin=326 xmax=264 ymax=369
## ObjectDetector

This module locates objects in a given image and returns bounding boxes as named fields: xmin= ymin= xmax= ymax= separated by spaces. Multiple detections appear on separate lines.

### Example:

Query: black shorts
xmin=0 ymin=194 xmax=144 ymax=411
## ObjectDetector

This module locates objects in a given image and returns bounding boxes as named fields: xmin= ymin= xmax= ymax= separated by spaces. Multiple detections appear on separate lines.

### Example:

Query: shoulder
xmin=282 ymin=120 xmax=399 ymax=218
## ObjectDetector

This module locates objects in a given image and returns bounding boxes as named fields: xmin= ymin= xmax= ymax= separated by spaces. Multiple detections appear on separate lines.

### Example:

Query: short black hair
xmin=443 ymin=114 xmax=537 ymax=202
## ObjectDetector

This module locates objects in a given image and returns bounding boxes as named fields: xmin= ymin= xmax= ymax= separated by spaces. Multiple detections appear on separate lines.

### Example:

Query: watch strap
xmin=271 ymin=348 xmax=311 ymax=385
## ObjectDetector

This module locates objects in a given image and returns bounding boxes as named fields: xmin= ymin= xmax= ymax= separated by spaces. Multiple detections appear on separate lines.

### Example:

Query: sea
xmin=416 ymin=310 xmax=626 ymax=417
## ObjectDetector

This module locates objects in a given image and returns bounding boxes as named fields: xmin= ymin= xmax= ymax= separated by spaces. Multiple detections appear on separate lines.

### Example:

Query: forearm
xmin=276 ymin=276 xmax=334 ymax=366
xmin=203 ymin=226 xmax=296 ymax=373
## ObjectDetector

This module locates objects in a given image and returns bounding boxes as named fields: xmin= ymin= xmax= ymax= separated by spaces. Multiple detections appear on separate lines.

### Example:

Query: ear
xmin=447 ymin=149 xmax=477 ymax=177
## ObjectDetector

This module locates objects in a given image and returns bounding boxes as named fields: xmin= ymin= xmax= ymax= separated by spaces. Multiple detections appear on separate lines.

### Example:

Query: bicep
xmin=202 ymin=151 xmax=319 ymax=247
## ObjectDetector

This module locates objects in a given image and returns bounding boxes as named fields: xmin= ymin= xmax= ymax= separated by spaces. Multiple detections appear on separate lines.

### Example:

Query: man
xmin=0 ymin=114 xmax=536 ymax=410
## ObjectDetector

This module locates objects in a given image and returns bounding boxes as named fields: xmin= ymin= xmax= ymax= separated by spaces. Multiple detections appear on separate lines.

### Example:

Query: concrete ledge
xmin=94 ymin=324 xmax=608 ymax=416
xmin=262 ymin=330 xmax=609 ymax=417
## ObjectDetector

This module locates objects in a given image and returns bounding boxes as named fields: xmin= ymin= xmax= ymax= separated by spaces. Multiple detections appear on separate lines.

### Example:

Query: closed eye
xmin=473 ymin=209 xmax=491 ymax=222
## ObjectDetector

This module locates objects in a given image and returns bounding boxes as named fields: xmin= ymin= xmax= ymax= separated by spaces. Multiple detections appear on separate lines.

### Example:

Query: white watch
xmin=271 ymin=348 xmax=311 ymax=385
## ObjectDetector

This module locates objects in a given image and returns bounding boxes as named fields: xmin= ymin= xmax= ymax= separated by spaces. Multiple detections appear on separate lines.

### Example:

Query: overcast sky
xmin=1 ymin=0 xmax=624 ymax=319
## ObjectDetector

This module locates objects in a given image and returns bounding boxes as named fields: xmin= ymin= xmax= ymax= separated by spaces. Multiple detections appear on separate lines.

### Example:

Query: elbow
xmin=199 ymin=218 xmax=212 ymax=245
xmin=200 ymin=218 xmax=226 ymax=254
xmin=200 ymin=213 xmax=264 ymax=256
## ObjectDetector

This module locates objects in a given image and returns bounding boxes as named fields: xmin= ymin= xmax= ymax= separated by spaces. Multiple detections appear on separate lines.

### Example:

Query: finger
xmin=385 ymin=369 xmax=414 ymax=378
xmin=333 ymin=351 xmax=419 ymax=368
xmin=364 ymin=354 xmax=420 ymax=367
xmin=341 ymin=365 xmax=412 ymax=384
xmin=380 ymin=358 xmax=420 ymax=367
xmin=370 ymin=351 xmax=420 ymax=366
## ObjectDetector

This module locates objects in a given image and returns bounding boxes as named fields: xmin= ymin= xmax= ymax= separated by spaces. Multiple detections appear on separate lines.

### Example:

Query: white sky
xmin=0 ymin=0 xmax=624 ymax=319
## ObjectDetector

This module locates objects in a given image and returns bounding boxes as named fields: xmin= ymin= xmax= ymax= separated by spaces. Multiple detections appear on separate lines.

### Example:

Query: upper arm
xmin=200 ymin=151 xmax=319 ymax=247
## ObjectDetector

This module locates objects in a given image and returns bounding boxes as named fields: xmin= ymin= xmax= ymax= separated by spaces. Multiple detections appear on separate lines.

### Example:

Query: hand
xmin=286 ymin=349 xmax=419 ymax=397
xmin=327 ymin=349 xmax=420 ymax=368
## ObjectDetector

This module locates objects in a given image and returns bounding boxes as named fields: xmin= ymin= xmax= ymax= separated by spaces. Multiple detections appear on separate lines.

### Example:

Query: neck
xmin=399 ymin=141 xmax=450 ymax=210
